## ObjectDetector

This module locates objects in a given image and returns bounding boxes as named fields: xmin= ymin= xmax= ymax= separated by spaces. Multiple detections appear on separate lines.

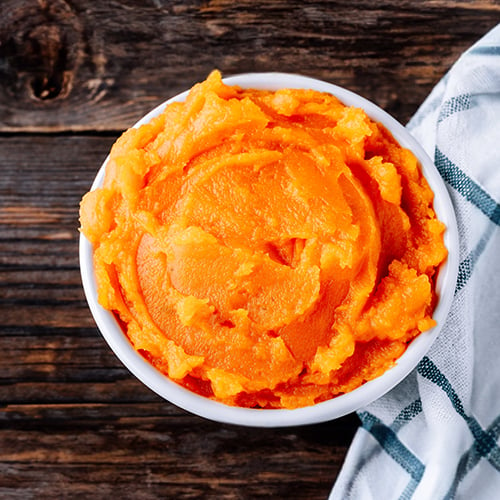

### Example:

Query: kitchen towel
xmin=331 ymin=23 xmax=500 ymax=499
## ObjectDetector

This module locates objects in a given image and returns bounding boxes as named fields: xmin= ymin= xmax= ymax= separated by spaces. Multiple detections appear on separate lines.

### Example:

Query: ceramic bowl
xmin=80 ymin=73 xmax=459 ymax=427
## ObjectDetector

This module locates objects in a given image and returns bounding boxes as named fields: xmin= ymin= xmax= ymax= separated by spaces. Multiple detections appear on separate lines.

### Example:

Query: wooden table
xmin=1 ymin=1 xmax=499 ymax=498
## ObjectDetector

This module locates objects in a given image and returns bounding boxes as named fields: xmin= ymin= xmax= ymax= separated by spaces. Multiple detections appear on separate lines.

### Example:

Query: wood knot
xmin=0 ymin=0 xmax=83 ymax=102
xmin=27 ymin=23 xmax=67 ymax=99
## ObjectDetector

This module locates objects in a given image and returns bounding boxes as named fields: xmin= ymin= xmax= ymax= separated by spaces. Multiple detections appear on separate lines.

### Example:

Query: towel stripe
xmin=391 ymin=398 xmax=423 ymax=432
xmin=434 ymin=148 xmax=500 ymax=226
xmin=437 ymin=94 xmax=471 ymax=123
xmin=399 ymin=478 xmax=420 ymax=500
xmin=487 ymin=416 xmax=500 ymax=470
xmin=444 ymin=414 xmax=500 ymax=499
xmin=417 ymin=356 xmax=466 ymax=414
xmin=418 ymin=357 xmax=500 ymax=460
xmin=469 ymin=46 xmax=500 ymax=56
xmin=455 ymin=224 xmax=495 ymax=294
xmin=359 ymin=411 xmax=425 ymax=497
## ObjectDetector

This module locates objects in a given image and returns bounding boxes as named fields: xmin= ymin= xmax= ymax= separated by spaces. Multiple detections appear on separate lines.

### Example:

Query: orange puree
xmin=80 ymin=71 xmax=447 ymax=409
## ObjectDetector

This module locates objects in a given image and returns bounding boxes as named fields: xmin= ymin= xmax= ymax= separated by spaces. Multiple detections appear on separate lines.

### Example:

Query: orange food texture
xmin=80 ymin=71 xmax=447 ymax=409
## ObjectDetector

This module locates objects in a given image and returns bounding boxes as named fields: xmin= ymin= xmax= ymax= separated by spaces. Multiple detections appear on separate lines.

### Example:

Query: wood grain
xmin=1 ymin=0 xmax=499 ymax=132
xmin=0 ymin=403 xmax=358 ymax=499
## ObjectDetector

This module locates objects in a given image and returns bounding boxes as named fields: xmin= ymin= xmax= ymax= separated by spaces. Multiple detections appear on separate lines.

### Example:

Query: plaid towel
xmin=331 ymin=24 xmax=500 ymax=499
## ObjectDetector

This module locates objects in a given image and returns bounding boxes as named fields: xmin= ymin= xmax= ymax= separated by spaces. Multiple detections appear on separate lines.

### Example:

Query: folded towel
xmin=331 ymin=24 xmax=500 ymax=499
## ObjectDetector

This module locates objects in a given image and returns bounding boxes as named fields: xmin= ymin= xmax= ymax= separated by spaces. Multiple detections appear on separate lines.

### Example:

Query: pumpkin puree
xmin=80 ymin=71 xmax=447 ymax=409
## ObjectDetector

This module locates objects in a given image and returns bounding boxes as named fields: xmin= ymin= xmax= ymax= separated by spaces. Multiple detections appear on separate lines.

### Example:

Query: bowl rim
xmin=79 ymin=72 xmax=459 ymax=427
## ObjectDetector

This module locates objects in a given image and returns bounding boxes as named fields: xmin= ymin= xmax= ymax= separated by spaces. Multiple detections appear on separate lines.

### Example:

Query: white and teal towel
xmin=332 ymin=24 xmax=500 ymax=499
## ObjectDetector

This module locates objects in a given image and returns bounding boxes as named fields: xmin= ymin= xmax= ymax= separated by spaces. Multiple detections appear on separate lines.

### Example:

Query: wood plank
xmin=0 ymin=134 xmax=139 ymax=404
xmin=1 ymin=0 xmax=499 ymax=132
xmin=0 ymin=402 xmax=359 ymax=498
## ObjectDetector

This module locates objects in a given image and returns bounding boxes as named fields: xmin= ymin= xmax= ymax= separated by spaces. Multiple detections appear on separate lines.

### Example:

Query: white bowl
xmin=80 ymin=73 xmax=459 ymax=427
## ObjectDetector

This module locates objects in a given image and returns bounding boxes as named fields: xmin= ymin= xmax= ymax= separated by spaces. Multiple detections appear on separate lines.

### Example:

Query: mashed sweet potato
xmin=80 ymin=70 xmax=447 ymax=409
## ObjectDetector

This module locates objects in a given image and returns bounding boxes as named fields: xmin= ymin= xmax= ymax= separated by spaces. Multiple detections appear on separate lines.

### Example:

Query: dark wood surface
xmin=1 ymin=1 xmax=499 ymax=498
